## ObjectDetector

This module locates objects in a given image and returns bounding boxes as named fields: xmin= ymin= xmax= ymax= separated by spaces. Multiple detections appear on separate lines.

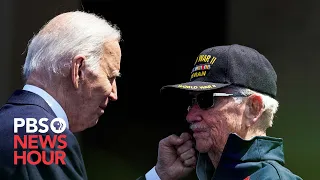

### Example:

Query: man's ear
xmin=244 ymin=94 xmax=264 ymax=127
xmin=71 ymin=55 xmax=85 ymax=89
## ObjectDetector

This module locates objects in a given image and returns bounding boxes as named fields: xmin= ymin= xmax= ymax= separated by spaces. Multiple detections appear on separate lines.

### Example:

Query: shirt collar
xmin=196 ymin=153 xmax=215 ymax=180
xmin=23 ymin=84 xmax=69 ymax=129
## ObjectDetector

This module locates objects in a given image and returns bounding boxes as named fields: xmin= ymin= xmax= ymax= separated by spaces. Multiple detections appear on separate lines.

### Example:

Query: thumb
xmin=163 ymin=134 xmax=184 ymax=147
xmin=180 ymin=132 xmax=191 ymax=142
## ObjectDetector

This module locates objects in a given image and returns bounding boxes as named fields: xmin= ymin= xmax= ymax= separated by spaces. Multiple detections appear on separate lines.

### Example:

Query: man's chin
xmin=195 ymin=141 xmax=211 ymax=153
xmin=70 ymin=119 xmax=99 ymax=132
xmin=89 ymin=118 xmax=99 ymax=127
xmin=94 ymin=118 xmax=99 ymax=124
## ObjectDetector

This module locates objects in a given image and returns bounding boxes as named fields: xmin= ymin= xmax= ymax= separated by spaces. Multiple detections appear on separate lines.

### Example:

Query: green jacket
xmin=137 ymin=133 xmax=302 ymax=180
xmin=196 ymin=133 xmax=302 ymax=180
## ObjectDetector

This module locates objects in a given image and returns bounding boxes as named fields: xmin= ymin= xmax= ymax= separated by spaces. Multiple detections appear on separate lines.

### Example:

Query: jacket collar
xmin=6 ymin=90 xmax=56 ymax=117
xmin=196 ymin=133 xmax=285 ymax=180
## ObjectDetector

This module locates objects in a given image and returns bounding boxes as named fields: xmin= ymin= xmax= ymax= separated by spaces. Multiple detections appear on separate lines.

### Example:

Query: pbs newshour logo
xmin=13 ymin=118 xmax=67 ymax=165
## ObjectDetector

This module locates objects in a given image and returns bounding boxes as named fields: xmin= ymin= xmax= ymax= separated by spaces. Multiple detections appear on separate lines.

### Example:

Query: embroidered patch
xmin=191 ymin=64 xmax=211 ymax=74
xmin=190 ymin=54 xmax=217 ymax=80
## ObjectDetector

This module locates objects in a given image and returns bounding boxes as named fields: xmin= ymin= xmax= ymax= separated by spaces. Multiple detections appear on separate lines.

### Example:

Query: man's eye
xmin=108 ymin=77 xmax=116 ymax=82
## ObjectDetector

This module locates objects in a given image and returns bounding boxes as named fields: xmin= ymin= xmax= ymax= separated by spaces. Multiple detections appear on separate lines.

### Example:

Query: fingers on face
xmin=180 ymin=132 xmax=191 ymax=142
xmin=177 ymin=140 xmax=193 ymax=155
xmin=180 ymin=147 xmax=195 ymax=160
xmin=160 ymin=134 xmax=183 ymax=147
xmin=183 ymin=156 xmax=197 ymax=167
xmin=177 ymin=141 xmax=197 ymax=167
xmin=161 ymin=132 xmax=192 ymax=147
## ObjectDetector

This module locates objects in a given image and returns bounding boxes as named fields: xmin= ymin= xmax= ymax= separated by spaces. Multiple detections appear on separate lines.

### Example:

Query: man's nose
xmin=109 ymin=81 xmax=118 ymax=101
xmin=186 ymin=104 xmax=202 ymax=123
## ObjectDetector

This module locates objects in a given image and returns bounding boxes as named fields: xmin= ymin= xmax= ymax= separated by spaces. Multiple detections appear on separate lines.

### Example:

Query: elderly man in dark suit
xmin=0 ymin=11 xmax=121 ymax=180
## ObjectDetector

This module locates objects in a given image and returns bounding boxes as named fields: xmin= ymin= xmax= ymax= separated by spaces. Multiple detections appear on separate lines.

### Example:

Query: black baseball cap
xmin=161 ymin=44 xmax=277 ymax=98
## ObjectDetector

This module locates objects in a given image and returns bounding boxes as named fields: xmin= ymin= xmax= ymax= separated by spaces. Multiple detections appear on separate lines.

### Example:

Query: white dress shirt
xmin=23 ymin=84 xmax=69 ymax=129
xmin=145 ymin=166 xmax=160 ymax=180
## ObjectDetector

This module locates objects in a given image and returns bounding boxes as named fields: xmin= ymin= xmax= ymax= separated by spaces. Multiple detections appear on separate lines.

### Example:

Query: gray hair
xmin=229 ymin=86 xmax=279 ymax=129
xmin=23 ymin=11 xmax=121 ymax=80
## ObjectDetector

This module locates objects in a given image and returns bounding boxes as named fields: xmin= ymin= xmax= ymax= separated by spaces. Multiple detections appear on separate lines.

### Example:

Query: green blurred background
xmin=1 ymin=0 xmax=318 ymax=179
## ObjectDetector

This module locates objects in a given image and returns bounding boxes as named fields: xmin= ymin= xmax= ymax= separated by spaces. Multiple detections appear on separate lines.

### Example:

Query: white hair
xmin=23 ymin=11 xmax=121 ymax=80
xmin=229 ymin=86 xmax=279 ymax=129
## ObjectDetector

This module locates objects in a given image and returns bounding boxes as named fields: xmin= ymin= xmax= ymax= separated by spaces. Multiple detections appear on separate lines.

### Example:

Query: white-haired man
xmin=139 ymin=44 xmax=302 ymax=180
xmin=0 ymin=11 xmax=121 ymax=180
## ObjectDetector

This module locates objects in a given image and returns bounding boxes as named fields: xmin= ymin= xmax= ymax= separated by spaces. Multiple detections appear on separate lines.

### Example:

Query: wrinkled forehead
xmin=103 ymin=41 xmax=121 ymax=72
xmin=104 ymin=40 xmax=121 ymax=60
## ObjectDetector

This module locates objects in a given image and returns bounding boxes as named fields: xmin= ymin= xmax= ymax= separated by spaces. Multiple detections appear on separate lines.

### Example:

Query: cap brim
xmin=160 ymin=81 xmax=231 ymax=93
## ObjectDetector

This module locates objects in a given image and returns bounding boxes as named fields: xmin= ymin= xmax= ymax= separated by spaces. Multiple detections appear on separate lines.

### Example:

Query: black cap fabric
xmin=161 ymin=44 xmax=277 ymax=98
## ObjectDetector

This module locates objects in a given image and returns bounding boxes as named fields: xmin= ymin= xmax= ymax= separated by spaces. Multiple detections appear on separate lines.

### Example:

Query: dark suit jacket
xmin=136 ymin=176 xmax=146 ymax=180
xmin=0 ymin=90 xmax=87 ymax=180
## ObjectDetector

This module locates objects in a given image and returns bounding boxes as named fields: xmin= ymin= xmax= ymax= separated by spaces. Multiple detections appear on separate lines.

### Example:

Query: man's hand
xmin=155 ymin=132 xmax=196 ymax=180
